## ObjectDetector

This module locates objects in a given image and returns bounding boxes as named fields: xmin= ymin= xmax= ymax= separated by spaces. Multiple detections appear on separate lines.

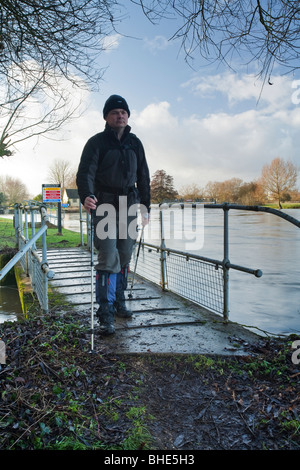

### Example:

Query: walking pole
xmin=89 ymin=196 xmax=96 ymax=353
xmin=128 ymin=225 xmax=144 ymax=299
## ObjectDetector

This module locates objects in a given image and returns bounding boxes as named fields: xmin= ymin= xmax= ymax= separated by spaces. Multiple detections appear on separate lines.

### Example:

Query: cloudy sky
xmin=1 ymin=3 xmax=300 ymax=198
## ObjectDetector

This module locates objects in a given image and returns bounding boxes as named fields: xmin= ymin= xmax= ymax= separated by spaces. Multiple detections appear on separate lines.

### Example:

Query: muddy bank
xmin=0 ymin=305 xmax=299 ymax=451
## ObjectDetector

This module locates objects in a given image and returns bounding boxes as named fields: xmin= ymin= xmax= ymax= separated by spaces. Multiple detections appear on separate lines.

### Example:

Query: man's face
xmin=105 ymin=108 xmax=128 ymax=130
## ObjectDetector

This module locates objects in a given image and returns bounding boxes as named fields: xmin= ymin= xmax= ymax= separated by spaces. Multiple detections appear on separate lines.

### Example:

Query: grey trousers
xmin=93 ymin=205 xmax=138 ymax=273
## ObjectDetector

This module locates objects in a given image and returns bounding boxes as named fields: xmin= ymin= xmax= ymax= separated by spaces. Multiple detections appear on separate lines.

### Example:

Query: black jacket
xmin=76 ymin=124 xmax=150 ymax=212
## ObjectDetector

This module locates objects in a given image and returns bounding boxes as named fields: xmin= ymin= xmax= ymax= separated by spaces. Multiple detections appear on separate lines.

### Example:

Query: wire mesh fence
xmin=165 ymin=250 xmax=224 ymax=314
xmin=131 ymin=244 xmax=162 ymax=286
xmin=130 ymin=242 xmax=224 ymax=315
xmin=6 ymin=203 xmax=54 ymax=313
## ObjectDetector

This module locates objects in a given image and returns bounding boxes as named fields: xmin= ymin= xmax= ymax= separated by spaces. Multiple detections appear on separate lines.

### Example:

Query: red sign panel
xmin=42 ymin=184 xmax=61 ymax=203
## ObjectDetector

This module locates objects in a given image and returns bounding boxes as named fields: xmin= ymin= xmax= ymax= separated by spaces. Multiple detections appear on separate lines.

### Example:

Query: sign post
xmin=42 ymin=184 xmax=62 ymax=234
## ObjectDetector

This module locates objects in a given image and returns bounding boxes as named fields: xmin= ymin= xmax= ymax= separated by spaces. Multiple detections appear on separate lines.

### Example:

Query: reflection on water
xmin=0 ymin=286 xmax=21 ymax=323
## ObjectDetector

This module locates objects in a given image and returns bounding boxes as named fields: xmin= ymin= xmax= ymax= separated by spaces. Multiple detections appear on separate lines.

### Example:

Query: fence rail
xmin=129 ymin=203 xmax=300 ymax=321
xmin=131 ymin=242 xmax=225 ymax=314
xmin=0 ymin=202 xmax=55 ymax=313
xmin=1 ymin=201 xmax=299 ymax=320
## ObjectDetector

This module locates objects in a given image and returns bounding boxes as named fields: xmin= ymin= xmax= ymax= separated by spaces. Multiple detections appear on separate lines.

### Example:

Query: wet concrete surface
xmin=47 ymin=248 xmax=262 ymax=355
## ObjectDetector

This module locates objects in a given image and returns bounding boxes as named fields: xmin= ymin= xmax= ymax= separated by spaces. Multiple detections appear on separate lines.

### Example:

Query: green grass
xmin=263 ymin=203 xmax=300 ymax=209
xmin=0 ymin=217 xmax=87 ymax=250
xmin=36 ymin=225 xmax=87 ymax=249
xmin=0 ymin=217 xmax=16 ymax=249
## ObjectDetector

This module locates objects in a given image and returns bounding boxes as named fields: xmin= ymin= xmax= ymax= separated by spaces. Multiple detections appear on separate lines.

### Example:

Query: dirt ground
xmin=134 ymin=349 xmax=300 ymax=450
xmin=0 ymin=307 xmax=299 ymax=451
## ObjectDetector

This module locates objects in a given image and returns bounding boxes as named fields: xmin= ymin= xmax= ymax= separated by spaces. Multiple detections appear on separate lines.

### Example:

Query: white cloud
xmin=0 ymin=99 xmax=103 ymax=198
xmin=132 ymin=75 xmax=300 ymax=189
xmin=101 ymin=34 xmax=122 ymax=53
xmin=182 ymin=72 xmax=294 ymax=112
xmin=1 ymin=72 xmax=299 ymax=199
xmin=132 ymin=101 xmax=178 ymax=129
xmin=144 ymin=35 xmax=171 ymax=53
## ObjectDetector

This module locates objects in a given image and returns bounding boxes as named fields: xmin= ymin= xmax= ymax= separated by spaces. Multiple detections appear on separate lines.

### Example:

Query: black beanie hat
xmin=103 ymin=94 xmax=130 ymax=118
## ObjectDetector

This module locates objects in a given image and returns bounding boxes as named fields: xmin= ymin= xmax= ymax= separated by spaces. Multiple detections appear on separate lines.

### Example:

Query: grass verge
xmin=0 ymin=216 xmax=87 ymax=250
xmin=263 ymin=203 xmax=300 ymax=209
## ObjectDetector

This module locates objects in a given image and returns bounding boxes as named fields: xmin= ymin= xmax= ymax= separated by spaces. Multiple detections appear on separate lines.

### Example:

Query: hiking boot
xmin=114 ymin=291 xmax=132 ymax=318
xmin=96 ymin=304 xmax=115 ymax=335
xmin=115 ymin=267 xmax=132 ymax=318
xmin=95 ymin=271 xmax=117 ymax=335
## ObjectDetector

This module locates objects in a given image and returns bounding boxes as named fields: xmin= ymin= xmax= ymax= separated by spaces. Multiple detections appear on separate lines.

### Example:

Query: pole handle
xmin=89 ymin=194 xmax=96 ymax=218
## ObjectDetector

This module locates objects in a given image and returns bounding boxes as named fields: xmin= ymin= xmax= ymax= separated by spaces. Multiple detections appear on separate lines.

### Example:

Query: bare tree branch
xmin=48 ymin=158 xmax=73 ymax=196
xmin=0 ymin=0 xmax=122 ymax=88
xmin=131 ymin=0 xmax=300 ymax=81
xmin=0 ymin=62 xmax=85 ymax=156
xmin=0 ymin=0 xmax=124 ymax=157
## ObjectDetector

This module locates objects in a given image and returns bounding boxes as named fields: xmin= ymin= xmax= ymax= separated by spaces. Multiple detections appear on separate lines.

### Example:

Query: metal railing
xmin=0 ymin=202 xmax=55 ymax=313
xmin=2 ymin=200 xmax=298 ymax=321
xmin=129 ymin=203 xmax=300 ymax=321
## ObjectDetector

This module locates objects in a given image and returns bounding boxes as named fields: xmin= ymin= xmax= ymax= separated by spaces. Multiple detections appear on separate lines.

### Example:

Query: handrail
xmin=0 ymin=225 xmax=50 ymax=280
xmin=159 ymin=201 xmax=300 ymax=228
xmin=131 ymin=203 xmax=300 ymax=322
xmin=204 ymin=203 xmax=300 ymax=228
xmin=0 ymin=202 xmax=55 ymax=313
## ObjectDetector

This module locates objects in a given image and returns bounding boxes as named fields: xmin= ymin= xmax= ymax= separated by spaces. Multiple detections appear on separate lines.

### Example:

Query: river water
xmin=142 ymin=206 xmax=300 ymax=335
xmin=1 ymin=207 xmax=299 ymax=336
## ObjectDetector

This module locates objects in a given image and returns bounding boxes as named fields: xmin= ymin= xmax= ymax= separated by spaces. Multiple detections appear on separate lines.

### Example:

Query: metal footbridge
xmin=46 ymin=247 xmax=261 ymax=355
xmin=1 ymin=201 xmax=300 ymax=355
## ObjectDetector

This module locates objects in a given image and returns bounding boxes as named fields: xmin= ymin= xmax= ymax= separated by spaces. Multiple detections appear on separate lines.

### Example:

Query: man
xmin=76 ymin=95 xmax=150 ymax=335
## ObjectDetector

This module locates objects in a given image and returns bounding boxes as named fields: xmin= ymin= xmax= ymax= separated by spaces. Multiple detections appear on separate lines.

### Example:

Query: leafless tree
xmin=237 ymin=181 xmax=265 ymax=205
xmin=0 ymin=0 xmax=122 ymax=157
xmin=131 ymin=0 xmax=300 ymax=83
xmin=261 ymin=157 xmax=298 ymax=208
xmin=66 ymin=169 xmax=79 ymax=190
xmin=0 ymin=0 xmax=121 ymax=88
xmin=204 ymin=180 xmax=221 ymax=202
xmin=204 ymin=178 xmax=242 ymax=203
xmin=0 ymin=175 xmax=29 ymax=204
xmin=204 ymin=178 xmax=265 ymax=204
xmin=0 ymin=64 xmax=85 ymax=157
xmin=179 ymin=182 xmax=204 ymax=201
xmin=48 ymin=159 xmax=74 ymax=198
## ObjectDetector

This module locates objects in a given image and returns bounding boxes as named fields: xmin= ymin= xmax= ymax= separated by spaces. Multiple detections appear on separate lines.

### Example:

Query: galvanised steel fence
xmin=129 ymin=203 xmax=300 ymax=321
xmin=2 ymin=200 xmax=299 ymax=320
xmin=0 ymin=202 xmax=55 ymax=313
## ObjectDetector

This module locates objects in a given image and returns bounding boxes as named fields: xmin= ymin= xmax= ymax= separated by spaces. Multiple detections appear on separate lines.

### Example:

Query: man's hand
xmin=84 ymin=195 xmax=97 ymax=214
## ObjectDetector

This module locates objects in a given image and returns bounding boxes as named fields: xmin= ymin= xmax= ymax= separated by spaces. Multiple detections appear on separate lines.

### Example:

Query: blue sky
xmin=1 ymin=3 xmax=300 ymax=197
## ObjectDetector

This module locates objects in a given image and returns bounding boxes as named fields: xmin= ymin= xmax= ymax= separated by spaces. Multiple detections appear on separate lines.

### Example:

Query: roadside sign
xmin=42 ymin=184 xmax=61 ymax=203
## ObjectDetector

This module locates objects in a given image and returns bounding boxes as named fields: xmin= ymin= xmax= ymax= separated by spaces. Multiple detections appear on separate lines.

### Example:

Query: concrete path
xmin=47 ymin=248 xmax=261 ymax=355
